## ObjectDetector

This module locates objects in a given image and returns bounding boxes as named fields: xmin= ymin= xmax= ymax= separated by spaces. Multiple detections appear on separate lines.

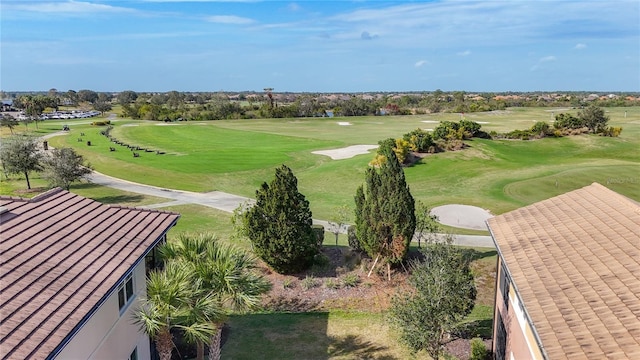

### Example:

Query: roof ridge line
xmin=29 ymin=188 xmax=64 ymax=203
xmin=107 ymin=204 xmax=179 ymax=215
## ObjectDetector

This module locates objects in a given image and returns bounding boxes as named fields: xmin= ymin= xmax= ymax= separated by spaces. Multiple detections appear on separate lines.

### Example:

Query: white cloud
xmin=206 ymin=15 xmax=254 ymax=24
xmin=574 ymin=43 xmax=587 ymax=49
xmin=3 ymin=1 xmax=134 ymax=14
xmin=530 ymin=55 xmax=557 ymax=71
xmin=415 ymin=60 xmax=429 ymax=67
xmin=287 ymin=3 xmax=301 ymax=12
xmin=457 ymin=50 xmax=471 ymax=56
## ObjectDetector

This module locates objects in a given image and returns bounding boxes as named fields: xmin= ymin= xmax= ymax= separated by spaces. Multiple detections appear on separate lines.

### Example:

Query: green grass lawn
xmin=222 ymin=311 xmax=422 ymax=360
xmin=44 ymin=107 xmax=640 ymax=220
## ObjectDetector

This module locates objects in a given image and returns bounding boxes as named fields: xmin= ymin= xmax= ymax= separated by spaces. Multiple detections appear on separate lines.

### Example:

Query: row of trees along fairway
xmin=135 ymin=233 xmax=270 ymax=360
xmin=0 ymin=135 xmax=92 ymax=190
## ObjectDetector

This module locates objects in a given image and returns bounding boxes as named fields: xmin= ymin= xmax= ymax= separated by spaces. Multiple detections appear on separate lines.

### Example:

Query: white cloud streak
xmin=206 ymin=15 xmax=254 ymax=24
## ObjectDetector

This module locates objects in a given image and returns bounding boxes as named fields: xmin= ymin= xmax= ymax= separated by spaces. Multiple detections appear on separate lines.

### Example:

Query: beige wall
xmin=493 ymin=257 xmax=544 ymax=360
xmin=56 ymin=262 xmax=150 ymax=360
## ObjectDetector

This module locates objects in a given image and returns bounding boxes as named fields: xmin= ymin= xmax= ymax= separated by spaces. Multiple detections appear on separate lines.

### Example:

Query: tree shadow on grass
xmin=460 ymin=248 xmax=497 ymax=262
xmin=92 ymin=194 xmax=146 ymax=205
xmin=328 ymin=334 xmax=396 ymax=360
xmin=453 ymin=318 xmax=494 ymax=339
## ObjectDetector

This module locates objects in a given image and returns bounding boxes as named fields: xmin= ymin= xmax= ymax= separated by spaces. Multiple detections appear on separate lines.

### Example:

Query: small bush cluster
xmin=324 ymin=278 xmax=340 ymax=290
xmin=91 ymin=120 xmax=111 ymax=126
xmin=470 ymin=338 xmax=489 ymax=360
xmin=341 ymin=273 xmax=360 ymax=288
xmin=282 ymin=278 xmax=295 ymax=289
xmin=301 ymin=275 xmax=319 ymax=290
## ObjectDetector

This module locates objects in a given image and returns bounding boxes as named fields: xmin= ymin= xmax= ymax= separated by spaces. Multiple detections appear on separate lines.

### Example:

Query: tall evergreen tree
xmin=354 ymin=140 xmax=416 ymax=274
xmin=243 ymin=165 xmax=318 ymax=274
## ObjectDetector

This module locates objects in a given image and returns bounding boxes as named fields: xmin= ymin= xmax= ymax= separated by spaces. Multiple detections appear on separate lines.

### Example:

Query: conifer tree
xmin=355 ymin=140 xmax=416 ymax=275
xmin=243 ymin=165 xmax=318 ymax=274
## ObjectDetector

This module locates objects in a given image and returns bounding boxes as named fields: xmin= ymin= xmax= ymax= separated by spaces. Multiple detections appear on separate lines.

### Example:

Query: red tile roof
xmin=488 ymin=183 xmax=640 ymax=359
xmin=0 ymin=188 xmax=180 ymax=359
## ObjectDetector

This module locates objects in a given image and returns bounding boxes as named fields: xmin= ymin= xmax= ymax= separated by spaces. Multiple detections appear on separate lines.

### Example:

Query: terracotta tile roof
xmin=0 ymin=188 xmax=180 ymax=359
xmin=488 ymin=183 xmax=640 ymax=359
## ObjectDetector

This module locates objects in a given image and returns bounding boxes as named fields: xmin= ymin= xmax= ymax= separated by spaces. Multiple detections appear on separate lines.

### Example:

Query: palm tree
xmin=134 ymin=261 xmax=221 ymax=360
xmin=161 ymin=233 xmax=271 ymax=360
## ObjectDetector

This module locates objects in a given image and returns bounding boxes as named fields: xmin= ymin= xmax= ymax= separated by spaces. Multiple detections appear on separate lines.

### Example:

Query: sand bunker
xmin=431 ymin=204 xmax=493 ymax=230
xmin=312 ymin=145 xmax=378 ymax=160
xmin=337 ymin=122 xmax=352 ymax=126
xmin=421 ymin=120 xmax=439 ymax=124
xmin=156 ymin=123 xmax=183 ymax=126
xmin=121 ymin=124 xmax=138 ymax=127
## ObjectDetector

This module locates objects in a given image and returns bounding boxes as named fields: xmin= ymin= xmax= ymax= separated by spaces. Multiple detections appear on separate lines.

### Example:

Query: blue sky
xmin=1 ymin=0 xmax=638 ymax=92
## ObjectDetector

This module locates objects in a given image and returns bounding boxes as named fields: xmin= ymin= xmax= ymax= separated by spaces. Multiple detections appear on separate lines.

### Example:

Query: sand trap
xmin=156 ymin=123 xmax=183 ymax=126
xmin=122 ymin=124 xmax=138 ymax=127
xmin=477 ymin=121 xmax=490 ymax=124
xmin=423 ymin=128 xmax=434 ymax=131
xmin=312 ymin=145 xmax=378 ymax=160
xmin=337 ymin=122 xmax=352 ymax=126
xmin=431 ymin=204 xmax=493 ymax=230
xmin=421 ymin=120 xmax=439 ymax=123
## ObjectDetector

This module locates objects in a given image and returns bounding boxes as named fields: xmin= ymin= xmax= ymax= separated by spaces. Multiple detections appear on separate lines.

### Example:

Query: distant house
xmin=487 ymin=183 xmax=640 ymax=359
xmin=0 ymin=188 xmax=180 ymax=360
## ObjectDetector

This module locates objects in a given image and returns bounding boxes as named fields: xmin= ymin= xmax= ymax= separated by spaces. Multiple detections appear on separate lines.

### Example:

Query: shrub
xmin=347 ymin=225 xmax=362 ymax=251
xmin=341 ymin=273 xmax=360 ymax=288
xmin=243 ymin=165 xmax=317 ymax=274
xmin=470 ymin=338 xmax=489 ymax=360
xmin=324 ymin=278 xmax=340 ymax=290
xmin=282 ymin=278 xmax=295 ymax=289
xmin=600 ymin=126 xmax=623 ymax=137
xmin=301 ymin=275 xmax=318 ymax=290
xmin=91 ymin=120 xmax=111 ymax=126
xmin=530 ymin=121 xmax=550 ymax=136
xmin=433 ymin=121 xmax=459 ymax=140
xmin=459 ymin=119 xmax=482 ymax=138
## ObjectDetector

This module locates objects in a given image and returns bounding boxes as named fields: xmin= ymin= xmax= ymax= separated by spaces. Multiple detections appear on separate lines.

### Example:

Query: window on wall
xmin=499 ymin=262 xmax=510 ymax=310
xmin=128 ymin=347 xmax=138 ymax=360
xmin=118 ymin=273 xmax=135 ymax=311
xmin=495 ymin=312 xmax=507 ymax=360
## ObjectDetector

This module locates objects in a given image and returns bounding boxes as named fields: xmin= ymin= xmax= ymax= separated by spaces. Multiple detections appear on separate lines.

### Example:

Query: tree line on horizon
xmin=2 ymin=88 xmax=639 ymax=123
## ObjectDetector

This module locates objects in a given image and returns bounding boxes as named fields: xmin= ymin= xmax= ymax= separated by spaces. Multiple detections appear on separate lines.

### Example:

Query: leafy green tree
xmin=459 ymin=119 xmax=482 ymax=138
xmin=42 ymin=147 xmax=93 ymax=190
xmin=403 ymin=128 xmax=434 ymax=153
xmin=243 ymin=165 xmax=318 ymax=274
xmin=414 ymin=200 xmax=440 ymax=248
xmin=161 ymin=233 xmax=271 ymax=360
xmin=135 ymin=261 xmax=220 ymax=360
xmin=554 ymin=113 xmax=583 ymax=130
xmin=388 ymin=241 xmax=477 ymax=359
xmin=579 ymin=105 xmax=609 ymax=133
xmin=93 ymin=100 xmax=112 ymax=115
xmin=354 ymin=143 xmax=415 ymax=278
xmin=0 ymin=114 xmax=19 ymax=134
xmin=77 ymin=89 xmax=99 ymax=103
xmin=0 ymin=135 xmax=43 ymax=189
xmin=433 ymin=121 xmax=459 ymax=140
xmin=117 ymin=90 xmax=138 ymax=106
xmin=328 ymin=204 xmax=351 ymax=247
